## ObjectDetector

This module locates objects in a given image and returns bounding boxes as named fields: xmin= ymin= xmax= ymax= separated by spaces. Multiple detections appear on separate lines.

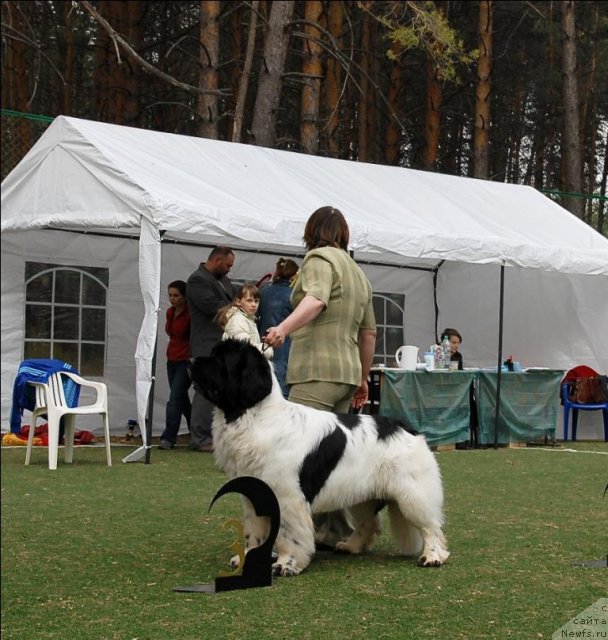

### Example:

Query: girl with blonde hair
xmin=216 ymin=284 xmax=274 ymax=359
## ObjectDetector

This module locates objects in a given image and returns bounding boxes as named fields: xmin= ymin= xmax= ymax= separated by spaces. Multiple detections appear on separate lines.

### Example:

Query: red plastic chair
xmin=561 ymin=366 xmax=608 ymax=441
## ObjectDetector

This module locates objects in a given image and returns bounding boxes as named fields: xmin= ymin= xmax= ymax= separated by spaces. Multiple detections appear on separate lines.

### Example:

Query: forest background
xmin=1 ymin=0 xmax=606 ymax=235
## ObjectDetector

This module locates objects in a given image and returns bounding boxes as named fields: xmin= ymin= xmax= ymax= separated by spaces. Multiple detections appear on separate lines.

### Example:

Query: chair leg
xmin=103 ymin=413 xmax=112 ymax=466
xmin=572 ymin=409 xmax=579 ymax=441
xmin=64 ymin=415 xmax=76 ymax=464
xmin=603 ymin=409 xmax=608 ymax=443
xmin=563 ymin=405 xmax=569 ymax=441
xmin=47 ymin=412 xmax=60 ymax=471
xmin=25 ymin=415 xmax=37 ymax=466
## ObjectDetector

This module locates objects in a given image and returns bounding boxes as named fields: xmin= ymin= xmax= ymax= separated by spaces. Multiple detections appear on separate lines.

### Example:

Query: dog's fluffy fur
xmin=191 ymin=339 xmax=450 ymax=576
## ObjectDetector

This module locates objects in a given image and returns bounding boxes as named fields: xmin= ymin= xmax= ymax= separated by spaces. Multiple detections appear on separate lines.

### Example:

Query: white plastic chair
xmin=24 ymin=371 xmax=112 ymax=470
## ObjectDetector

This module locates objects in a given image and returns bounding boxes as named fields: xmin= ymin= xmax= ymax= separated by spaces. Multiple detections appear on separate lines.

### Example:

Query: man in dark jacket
xmin=186 ymin=246 xmax=235 ymax=451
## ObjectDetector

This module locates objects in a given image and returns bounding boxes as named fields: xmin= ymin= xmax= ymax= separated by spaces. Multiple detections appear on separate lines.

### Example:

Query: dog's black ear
xmin=214 ymin=340 xmax=273 ymax=422
xmin=189 ymin=356 xmax=222 ymax=404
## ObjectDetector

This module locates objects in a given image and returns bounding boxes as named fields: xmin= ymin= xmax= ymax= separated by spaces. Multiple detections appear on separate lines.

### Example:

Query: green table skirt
xmin=378 ymin=369 xmax=564 ymax=446
xmin=476 ymin=370 xmax=564 ymax=444
xmin=379 ymin=370 xmax=476 ymax=446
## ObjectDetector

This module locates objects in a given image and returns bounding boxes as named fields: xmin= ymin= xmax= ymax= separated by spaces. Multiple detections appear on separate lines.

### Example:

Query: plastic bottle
xmin=442 ymin=334 xmax=451 ymax=370
xmin=433 ymin=344 xmax=442 ymax=369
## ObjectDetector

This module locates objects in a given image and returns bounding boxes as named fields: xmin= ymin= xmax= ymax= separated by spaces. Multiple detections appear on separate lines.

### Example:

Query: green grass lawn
xmin=2 ymin=442 xmax=607 ymax=640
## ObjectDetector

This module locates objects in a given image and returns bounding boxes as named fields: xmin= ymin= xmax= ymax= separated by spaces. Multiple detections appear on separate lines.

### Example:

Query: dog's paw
xmin=272 ymin=562 xmax=296 ymax=577
xmin=334 ymin=540 xmax=357 ymax=554
xmin=417 ymin=555 xmax=444 ymax=568
xmin=271 ymin=555 xmax=301 ymax=577
xmin=229 ymin=554 xmax=241 ymax=570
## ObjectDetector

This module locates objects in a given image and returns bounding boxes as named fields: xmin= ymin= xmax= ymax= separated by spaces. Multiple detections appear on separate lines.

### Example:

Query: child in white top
xmin=215 ymin=284 xmax=274 ymax=359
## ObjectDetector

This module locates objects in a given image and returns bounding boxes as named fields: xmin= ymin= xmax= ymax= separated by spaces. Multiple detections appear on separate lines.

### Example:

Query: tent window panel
xmin=54 ymin=342 xmax=79 ymax=366
xmin=81 ymin=308 xmax=106 ymax=341
xmin=82 ymin=277 xmax=107 ymax=306
xmin=385 ymin=327 xmax=405 ymax=364
xmin=55 ymin=270 xmax=81 ymax=304
xmin=24 ymin=342 xmax=51 ymax=360
xmin=81 ymin=344 xmax=105 ymax=376
xmin=372 ymin=293 xmax=405 ymax=365
xmin=24 ymin=262 xmax=109 ymax=375
xmin=26 ymin=272 xmax=53 ymax=302
xmin=54 ymin=306 xmax=80 ymax=340
xmin=386 ymin=295 xmax=405 ymax=325
xmin=26 ymin=304 xmax=52 ymax=339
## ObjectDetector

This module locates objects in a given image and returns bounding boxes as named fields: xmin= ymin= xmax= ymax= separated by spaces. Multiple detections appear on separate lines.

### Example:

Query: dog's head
xmin=190 ymin=339 xmax=274 ymax=423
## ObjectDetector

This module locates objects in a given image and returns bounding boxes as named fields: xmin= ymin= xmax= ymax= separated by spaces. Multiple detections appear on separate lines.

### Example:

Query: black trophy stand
xmin=174 ymin=476 xmax=281 ymax=593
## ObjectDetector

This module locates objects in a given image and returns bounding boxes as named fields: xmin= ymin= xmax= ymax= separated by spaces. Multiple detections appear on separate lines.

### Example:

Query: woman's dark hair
xmin=273 ymin=258 xmax=299 ymax=283
xmin=168 ymin=280 xmax=186 ymax=295
xmin=303 ymin=206 xmax=350 ymax=251
xmin=441 ymin=328 xmax=462 ymax=343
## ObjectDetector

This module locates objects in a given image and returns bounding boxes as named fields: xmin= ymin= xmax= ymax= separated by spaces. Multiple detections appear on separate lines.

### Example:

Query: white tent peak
xmin=3 ymin=115 xmax=607 ymax=276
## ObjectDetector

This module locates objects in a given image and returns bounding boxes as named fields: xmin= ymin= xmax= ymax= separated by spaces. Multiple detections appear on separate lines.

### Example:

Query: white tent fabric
xmin=2 ymin=116 xmax=608 ymax=450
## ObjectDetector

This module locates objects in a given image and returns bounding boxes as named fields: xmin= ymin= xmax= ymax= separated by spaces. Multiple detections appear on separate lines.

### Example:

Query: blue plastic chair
xmin=561 ymin=374 xmax=608 ymax=442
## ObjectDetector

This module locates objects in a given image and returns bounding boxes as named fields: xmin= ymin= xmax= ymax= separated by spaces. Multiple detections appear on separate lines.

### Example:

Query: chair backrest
xmin=562 ymin=365 xmax=599 ymax=383
xmin=48 ymin=372 xmax=70 ymax=409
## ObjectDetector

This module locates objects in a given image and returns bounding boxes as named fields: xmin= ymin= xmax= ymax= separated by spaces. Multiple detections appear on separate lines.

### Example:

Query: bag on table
xmin=569 ymin=375 xmax=608 ymax=404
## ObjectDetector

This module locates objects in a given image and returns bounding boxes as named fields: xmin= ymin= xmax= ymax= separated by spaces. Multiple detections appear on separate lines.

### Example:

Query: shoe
xmin=158 ymin=439 xmax=174 ymax=450
xmin=189 ymin=442 xmax=214 ymax=452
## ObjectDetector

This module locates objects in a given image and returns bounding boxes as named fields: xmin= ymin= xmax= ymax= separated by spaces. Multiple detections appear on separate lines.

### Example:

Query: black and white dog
xmin=191 ymin=339 xmax=450 ymax=576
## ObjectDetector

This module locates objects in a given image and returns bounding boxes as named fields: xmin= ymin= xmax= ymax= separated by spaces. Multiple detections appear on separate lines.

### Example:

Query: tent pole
xmin=494 ymin=264 xmax=505 ymax=448
xmin=144 ymin=338 xmax=158 ymax=464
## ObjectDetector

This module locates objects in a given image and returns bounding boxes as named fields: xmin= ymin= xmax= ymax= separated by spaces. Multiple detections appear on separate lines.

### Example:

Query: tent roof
xmin=2 ymin=115 xmax=607 ymax=275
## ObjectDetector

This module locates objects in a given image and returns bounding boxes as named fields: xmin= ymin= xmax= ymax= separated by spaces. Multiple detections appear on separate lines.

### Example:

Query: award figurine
xmin=174 ymin=476 xmax=281 ymax=593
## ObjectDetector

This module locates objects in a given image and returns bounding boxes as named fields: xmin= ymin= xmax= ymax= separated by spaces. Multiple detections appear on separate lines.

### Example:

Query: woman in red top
xmin=159 ymin=280 xmax=192 ymax=449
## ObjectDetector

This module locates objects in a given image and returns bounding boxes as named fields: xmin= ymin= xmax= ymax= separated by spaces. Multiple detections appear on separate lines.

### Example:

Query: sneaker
xmin=158 ymin=439 xmax=174 ymax=450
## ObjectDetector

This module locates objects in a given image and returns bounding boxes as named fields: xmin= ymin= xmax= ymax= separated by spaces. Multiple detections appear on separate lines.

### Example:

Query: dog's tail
xmin=387 ymin=502 xmax=424 ymax=556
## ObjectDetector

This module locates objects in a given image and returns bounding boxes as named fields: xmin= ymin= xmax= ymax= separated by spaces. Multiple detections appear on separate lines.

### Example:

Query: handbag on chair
xmin=569 ymin=375 xmax=608 ymax=404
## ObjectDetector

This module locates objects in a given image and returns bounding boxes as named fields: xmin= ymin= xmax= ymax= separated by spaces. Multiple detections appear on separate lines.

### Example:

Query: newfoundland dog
xmin=190 ymin=339 xmax=450 ymax=576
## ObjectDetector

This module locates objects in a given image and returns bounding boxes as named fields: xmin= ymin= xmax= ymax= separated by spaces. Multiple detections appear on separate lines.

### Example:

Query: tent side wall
xmin=2 ymin=230 xmax=607 ymax=440
xmin=1 ymin=230 xmax=143 ymax=435
xmin=436 ymin=262 xmax=608 ymax=439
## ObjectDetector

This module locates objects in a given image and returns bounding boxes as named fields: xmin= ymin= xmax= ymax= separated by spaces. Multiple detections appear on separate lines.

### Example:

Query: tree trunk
xmin=385 ymin=42 xmax=403 ymax=166
xmin=232 ymin=1 xmax=259 ymax=143
xmin=473 ymin=0 xmax=492 ymax=179
xmin=300 ymin=0 xmax=323 ymax=154
xmin=424 ymin=59 xmax=441 ymax=171
xmin=560 ymin=0 xmax=583 ymax=217
xmin=63 ymin=1 xmax=74 ymax=115
xmin=323 ymin=0 xmax=344 ymax=158
xmin=92 ymin=0 xmax=111 ymax=121
xmin=198 ymin=1 xmax=220 ymax=139
xmin=598 ymin=135 xmax=607 ymax=236
xmin=357 ymin=13 xmax=371 ymax=162
xmin=250 ymin=0 xmax=295 ymax=148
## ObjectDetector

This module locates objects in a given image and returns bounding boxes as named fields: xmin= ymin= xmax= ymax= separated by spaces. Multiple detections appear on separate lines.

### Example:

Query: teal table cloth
xmin=476 ymin=370 xmax=564 ymax=445
xmin=379 ymin=369 xmax=476 ymax=446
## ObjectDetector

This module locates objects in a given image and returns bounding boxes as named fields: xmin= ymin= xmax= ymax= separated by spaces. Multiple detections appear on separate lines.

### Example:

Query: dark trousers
xmin=189 ymin=389 xmax=214 ymax=447
xmin=160 ymin=360 xmax=192 ymax=444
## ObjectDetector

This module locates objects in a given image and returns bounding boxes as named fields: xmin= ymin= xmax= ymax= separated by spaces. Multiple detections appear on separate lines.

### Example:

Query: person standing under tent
xmin=257 ymin=258 xmax=299 ymax=397
xmin=158 ymin=280 xmax=192 ymax=450
xmin=186 ymin=246 xmax=235 ymax=452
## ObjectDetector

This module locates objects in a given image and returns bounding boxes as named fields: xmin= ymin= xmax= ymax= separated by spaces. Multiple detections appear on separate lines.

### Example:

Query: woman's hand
xmin=264 ymin=325 xmax=286 ymax=348
xmin=351 ymin=380 xmax=369 ymax=410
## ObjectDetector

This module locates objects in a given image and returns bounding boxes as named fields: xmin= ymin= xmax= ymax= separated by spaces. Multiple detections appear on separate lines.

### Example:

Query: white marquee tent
xmin=2 ymin=116 xmax=607 ymax=453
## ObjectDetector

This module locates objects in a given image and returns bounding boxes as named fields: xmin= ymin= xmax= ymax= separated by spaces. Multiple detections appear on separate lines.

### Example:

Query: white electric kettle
xmin=395 ymin=345 xmax=419 ymax=370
